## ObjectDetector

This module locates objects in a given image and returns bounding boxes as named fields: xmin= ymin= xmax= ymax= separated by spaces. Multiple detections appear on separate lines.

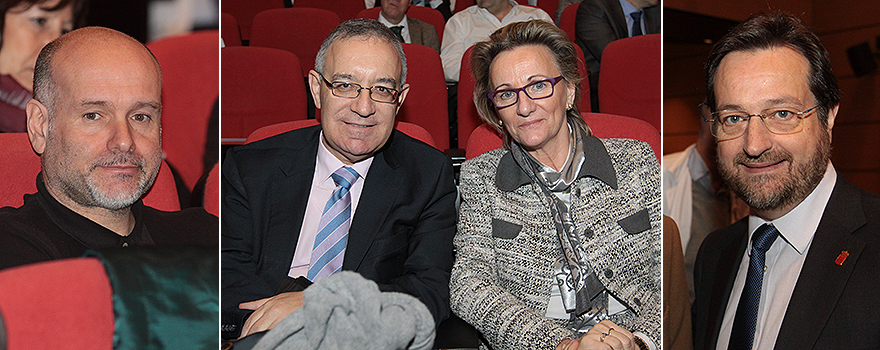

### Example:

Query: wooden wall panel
xmin=663 ymin=0 xmax=810 ymax=23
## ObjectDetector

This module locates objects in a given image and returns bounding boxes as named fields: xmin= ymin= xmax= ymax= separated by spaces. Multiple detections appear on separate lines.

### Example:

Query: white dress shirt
xmin=440 ymin=0 xmax=552 ymax=81
xmin=716 ymin=163 xmax=837 ymax=350
xmin=288 ymin=132 xmax=374 ymax=278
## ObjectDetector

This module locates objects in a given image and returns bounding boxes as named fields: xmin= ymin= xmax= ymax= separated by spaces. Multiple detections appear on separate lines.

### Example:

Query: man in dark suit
xmin=221 ymin=19 xmax=457 ymax=339
xmin=377 ymin=0 xmax=441 ymax=53
xmin=692 ymin=13 xmax=880 ymax=350
xmin=574 ymin=0 xmax=658 ymax=111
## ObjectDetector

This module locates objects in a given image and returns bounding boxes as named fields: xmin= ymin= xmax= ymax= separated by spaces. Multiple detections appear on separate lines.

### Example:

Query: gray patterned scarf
xmin=509 ymin=120 xmax=608 ymax=327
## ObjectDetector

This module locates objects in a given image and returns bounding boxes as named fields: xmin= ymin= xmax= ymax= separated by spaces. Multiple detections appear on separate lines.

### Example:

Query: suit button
xmin=604 ymin=269 xmax=613 ymax=279
xmin=584 ymin=228 xmax=594 ymax=239
xmin=633 ymin=297 xmax=642 ymax=307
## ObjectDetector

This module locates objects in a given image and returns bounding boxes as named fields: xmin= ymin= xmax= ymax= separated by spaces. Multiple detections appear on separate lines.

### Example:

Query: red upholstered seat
xmin=397 ymin=43 xmax=449 ymax=149
xmin=146 ymin=31 xmax=220 ymax=193
xmin=559 ymin=3 xmax=579 ymax=40
xmin=220 ymin=0 xmax=284 ymax=41
xmin=292 ymin=0 xmax=366 ymax=22
xmin=0 ymin=133 xmax=180 ymax=211
xmin=0 ymin=258 xmax=114 ymax=350
xmin=249 ymin=8 xmax=341 ymax=78
xmin=245 ymin=120 xmax=436 ymax=149
xmin=221 ymin=12 xmax=242 ymax=46
xmin=356 ymin=5 xmax=446 ymax=42
xmin=465 ymin=112 xmax=660 ymax=160
xmin=598 ymin=34 xmax=661 ymax=132
xmin=534 ymin=0 xmax=559 ymax=24
xmin=453 ymin=0 xmax=474 ymax=13
xmin=221 ymin=46 xmax=307 ymax=142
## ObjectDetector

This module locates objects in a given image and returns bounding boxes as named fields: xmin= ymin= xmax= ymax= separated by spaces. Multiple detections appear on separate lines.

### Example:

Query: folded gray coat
xmin=253 ymin=271 xmax=436 ymax=350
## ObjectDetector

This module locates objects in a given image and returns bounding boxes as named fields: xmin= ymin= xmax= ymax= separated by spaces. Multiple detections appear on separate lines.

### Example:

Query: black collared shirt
xmin=0 ymin=175 xmax=217 ymax=271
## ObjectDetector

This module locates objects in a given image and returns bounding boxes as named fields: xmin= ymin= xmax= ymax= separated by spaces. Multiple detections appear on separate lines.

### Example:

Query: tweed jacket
xmin=451 ymin=136 xmax=661 ymax=350
xmin=407 ymin=17 xmax=441 ymax=53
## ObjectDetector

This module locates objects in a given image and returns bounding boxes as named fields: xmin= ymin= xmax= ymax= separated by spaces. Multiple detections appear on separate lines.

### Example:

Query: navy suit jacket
xmin=692 ymin=175 xmax=880 ymax=350
xmin=221 ymin=125 xmax=457 ymax=335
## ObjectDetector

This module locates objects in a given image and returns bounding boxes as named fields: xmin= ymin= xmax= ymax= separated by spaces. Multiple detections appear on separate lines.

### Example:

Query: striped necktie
xmin=307 ymin=166 xmax=359 ymax=281
xmin=729 ymin=224 xmax=779 ymax=350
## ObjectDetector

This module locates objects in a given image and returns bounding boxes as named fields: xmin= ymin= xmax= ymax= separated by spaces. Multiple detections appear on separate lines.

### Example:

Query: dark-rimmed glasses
xmin=318 ymin=73 xmax=401 ymax=104
xmin=489 ymin=76 xmax=564 ymax=109
xmin=704 ymin=105 xmax=819 ymax=141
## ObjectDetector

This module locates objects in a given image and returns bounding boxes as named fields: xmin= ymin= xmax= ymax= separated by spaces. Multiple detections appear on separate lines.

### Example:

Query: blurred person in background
xmin=0 ymin=0 xmax=86 ymax=132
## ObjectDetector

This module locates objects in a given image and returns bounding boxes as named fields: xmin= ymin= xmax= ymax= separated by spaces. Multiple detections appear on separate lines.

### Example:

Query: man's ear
xmin=308 ymin=70 xmax=323 ymax=110
xmin=26 ymin=99 xmax=50 ymax=155
xmin=825 ymin=104 xmax=838 ymax=141
xmin=394 ymin=83 xmax=410 ymax=114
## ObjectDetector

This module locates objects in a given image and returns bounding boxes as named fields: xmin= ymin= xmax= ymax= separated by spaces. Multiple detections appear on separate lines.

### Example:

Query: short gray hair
xmin=314 ymin=18 xmax=407 ymax=86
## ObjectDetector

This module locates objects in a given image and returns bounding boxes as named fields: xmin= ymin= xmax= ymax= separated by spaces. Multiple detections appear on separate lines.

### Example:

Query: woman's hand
xmin=555 ymin=320 xmax=636 ymax=350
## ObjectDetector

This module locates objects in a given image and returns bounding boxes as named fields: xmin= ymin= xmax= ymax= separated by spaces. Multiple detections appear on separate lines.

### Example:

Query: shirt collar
xmin=316 ymin=132 xmax=373 ymax=187
xmin=748 ymin=162 xmax=837 ymax=255
xmin=618 ymin=0 xmax=639 ymax=15
xmin=496 ymin=134 xmax=618 ymax=192
xmin=378 ymin=12 xmax=408 ymax=27
xmin=35 ymin=173 xmax=154 ymax=249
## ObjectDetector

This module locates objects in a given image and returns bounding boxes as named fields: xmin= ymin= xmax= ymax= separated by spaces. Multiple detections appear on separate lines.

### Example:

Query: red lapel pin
xmin=835 ymin=251 xmax=849 ymax=266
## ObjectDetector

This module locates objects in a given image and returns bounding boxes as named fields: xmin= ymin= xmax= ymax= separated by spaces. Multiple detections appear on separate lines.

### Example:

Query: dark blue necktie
xmin=729 ymin=224 xmax=779 ymax=350
xmin=390 ymin=26 xmax=405 ymax=43
xmin=630 ymin=11 xmax=643 ymax=37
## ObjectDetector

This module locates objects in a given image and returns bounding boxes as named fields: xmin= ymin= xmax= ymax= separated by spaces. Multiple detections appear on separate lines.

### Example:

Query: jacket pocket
xmin=617 ymin=208 xmax=650 ymax=234
xmin=492 ymin=218 xmax=522 ymax=239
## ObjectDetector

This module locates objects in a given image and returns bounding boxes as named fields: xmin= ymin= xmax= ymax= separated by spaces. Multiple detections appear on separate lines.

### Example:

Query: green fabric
xmin=85 ymin=246 xmax=218 ymax=350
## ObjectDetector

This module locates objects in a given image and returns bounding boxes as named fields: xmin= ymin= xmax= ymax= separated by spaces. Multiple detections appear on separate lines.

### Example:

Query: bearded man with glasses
xmin=691 ymin=12 xmax=880 ymax=350
xmin=220 ymin=19 xmax=457 ymax=340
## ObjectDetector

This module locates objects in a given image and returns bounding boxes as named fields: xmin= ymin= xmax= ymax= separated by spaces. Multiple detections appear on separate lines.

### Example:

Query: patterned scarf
xmin=509 ymin=120 xmax=608 ymax=327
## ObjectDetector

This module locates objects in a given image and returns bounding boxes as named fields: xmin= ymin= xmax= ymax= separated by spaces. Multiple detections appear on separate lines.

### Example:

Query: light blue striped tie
xmin=307 ymin=166 xmax=359 ymax=281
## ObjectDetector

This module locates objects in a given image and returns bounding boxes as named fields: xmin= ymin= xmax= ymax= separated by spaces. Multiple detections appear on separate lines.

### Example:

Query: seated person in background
xmin=0 ymin=0 xmax=87 ymax=133
xmin=663 ymin=103 xmax=748 ymax=302
xmin=0 ymin=27 xmax=218 ymax=271
xmin=451 ymin=20 xmax=660 ymax=350
xmin=440 ymin=0 xmax=551 ymax=82
xmin=367 ymin=0 xmax=452 ymax=21
xmin=574 ymin=0 xmax=658 ymax=111
xmin=375 ymin=0 xmax=440 ymax=53
xmin=221 ymin=18 xmax=457 ymax=339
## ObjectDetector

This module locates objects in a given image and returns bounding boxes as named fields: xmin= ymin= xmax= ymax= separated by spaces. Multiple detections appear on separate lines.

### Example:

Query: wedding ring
xmin=600 ymin=332 xmax=608 ymax=342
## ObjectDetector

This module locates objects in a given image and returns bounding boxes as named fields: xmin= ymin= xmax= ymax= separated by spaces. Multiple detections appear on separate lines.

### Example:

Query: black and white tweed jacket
xmin=451 ymin=136 xmax=661 ymax=350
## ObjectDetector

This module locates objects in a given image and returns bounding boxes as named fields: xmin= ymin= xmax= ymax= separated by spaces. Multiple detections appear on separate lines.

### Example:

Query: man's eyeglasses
xmin=704 ymin=105 xmax=819 ymax=141
xmin=318 ymin=73 xmax=400 ymax=104
xmin=488 ymin=76 xmax=564 ymax=109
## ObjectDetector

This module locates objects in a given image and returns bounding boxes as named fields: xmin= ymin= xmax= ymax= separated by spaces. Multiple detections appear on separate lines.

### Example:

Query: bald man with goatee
xmin=0 ymin=27 xmax=216 ymax=271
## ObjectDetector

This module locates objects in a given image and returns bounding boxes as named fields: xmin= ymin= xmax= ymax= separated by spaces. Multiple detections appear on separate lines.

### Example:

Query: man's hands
xmin=238 ymin=291 xmax=304 ymax=338
xmin=555 ymin=320 xmax=636 ymax=350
